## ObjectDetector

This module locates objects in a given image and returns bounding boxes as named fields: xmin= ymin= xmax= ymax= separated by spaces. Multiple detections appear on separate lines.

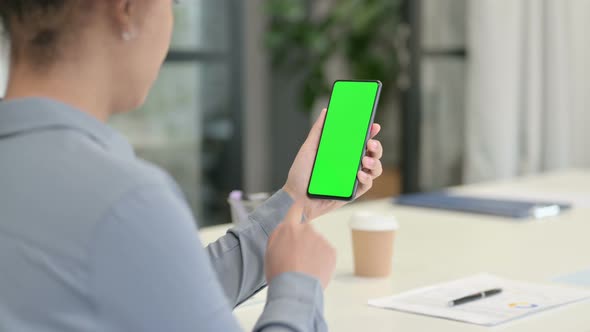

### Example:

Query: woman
xmin=0 ymin=1 xmax=384 ymax=331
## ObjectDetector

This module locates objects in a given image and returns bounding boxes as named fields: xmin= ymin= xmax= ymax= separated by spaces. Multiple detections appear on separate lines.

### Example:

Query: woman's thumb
xmin=285 ymin=201 xmax=305 ymax=225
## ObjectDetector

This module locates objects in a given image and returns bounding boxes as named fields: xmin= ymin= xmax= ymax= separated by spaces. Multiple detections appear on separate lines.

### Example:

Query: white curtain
xmin=465 ymin=0 xmax=590 ymax=183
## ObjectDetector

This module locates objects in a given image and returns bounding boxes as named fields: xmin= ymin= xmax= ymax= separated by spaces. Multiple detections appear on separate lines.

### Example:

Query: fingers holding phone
xmin=282 ymin=80 xmax=385 ymax=220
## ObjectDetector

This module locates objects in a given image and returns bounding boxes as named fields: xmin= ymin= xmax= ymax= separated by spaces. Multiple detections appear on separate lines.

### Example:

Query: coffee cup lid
xmin=349 ymin=211 xmax=399 ymax=231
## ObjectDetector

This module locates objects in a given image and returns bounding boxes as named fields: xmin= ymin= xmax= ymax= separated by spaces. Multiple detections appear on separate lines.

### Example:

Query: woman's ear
xmin=110 ymin=0 xmax=137 ymax=40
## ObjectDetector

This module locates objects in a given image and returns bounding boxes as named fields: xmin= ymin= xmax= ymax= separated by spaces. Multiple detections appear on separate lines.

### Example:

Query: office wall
xmin=243 ymin=1 xmax=272 ymax=193
xmin=244 ymin=2 xmax=312 ymax=191
xmin=269 ymin=69 xmax=313 ymax=190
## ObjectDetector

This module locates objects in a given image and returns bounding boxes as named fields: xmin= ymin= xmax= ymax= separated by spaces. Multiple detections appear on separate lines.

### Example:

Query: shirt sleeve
xmin=89 ymin=184 xmax=327 ymax=332
xmin=206 ymin=189 xmax=294 ymax=307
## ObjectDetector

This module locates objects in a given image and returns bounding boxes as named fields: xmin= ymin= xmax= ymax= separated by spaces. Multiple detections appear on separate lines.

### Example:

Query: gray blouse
xmin=0 ymin=98 xmax=326 ymax=331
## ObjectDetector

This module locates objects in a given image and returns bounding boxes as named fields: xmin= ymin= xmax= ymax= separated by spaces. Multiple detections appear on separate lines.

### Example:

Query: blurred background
xmin=1 ymin=0 xmax=590 ymax=227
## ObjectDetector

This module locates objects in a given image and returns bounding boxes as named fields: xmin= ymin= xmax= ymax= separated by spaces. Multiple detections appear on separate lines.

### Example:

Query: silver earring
xmin=122 ymin=31 xmax=134 ymax=41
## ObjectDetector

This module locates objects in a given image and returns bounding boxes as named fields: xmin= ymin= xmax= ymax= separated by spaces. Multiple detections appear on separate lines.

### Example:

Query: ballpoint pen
xmin=448 ymin=288 xmax=503 ymax=307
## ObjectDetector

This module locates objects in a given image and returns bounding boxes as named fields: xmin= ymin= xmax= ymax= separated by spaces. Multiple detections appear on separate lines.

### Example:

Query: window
xmin=110 ymin=0 xmax=243 ymax=227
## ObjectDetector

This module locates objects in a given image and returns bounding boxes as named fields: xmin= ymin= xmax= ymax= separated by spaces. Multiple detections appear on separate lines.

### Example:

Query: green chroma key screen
xmin=307 ymin=80 xmax=381 ymax=200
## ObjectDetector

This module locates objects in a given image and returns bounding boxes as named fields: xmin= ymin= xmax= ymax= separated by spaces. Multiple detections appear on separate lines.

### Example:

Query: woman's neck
xmin=4 ymin=62 xmax=113 ymax=122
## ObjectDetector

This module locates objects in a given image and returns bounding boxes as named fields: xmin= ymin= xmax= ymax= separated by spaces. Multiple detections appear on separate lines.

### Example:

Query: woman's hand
xmin=283 ymin=109 xmax=384 ymax=220
xmin=265 ymin=201 xmax=337 ymax=289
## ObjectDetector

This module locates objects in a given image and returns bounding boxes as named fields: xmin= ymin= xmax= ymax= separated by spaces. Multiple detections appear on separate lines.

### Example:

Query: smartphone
xmin=307 ymin=80 xmax=382 ymax=201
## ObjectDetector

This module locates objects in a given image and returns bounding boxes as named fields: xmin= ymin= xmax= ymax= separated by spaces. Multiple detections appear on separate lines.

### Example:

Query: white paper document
xmin=368 ymin=274 xmax=590 ymax=326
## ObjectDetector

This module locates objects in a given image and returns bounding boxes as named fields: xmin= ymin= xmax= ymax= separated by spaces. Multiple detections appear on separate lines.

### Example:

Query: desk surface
xmin=199 ymin=170 xmax=590 ymax=331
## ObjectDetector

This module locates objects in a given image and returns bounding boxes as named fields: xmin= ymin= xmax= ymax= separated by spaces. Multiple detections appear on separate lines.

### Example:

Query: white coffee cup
xmin=349 ymin=212 xmax=399 ymax=278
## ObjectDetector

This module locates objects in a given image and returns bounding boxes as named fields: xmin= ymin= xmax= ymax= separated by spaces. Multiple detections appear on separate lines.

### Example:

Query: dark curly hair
xmin=0 ymin=0 xmax=90 ymax=67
